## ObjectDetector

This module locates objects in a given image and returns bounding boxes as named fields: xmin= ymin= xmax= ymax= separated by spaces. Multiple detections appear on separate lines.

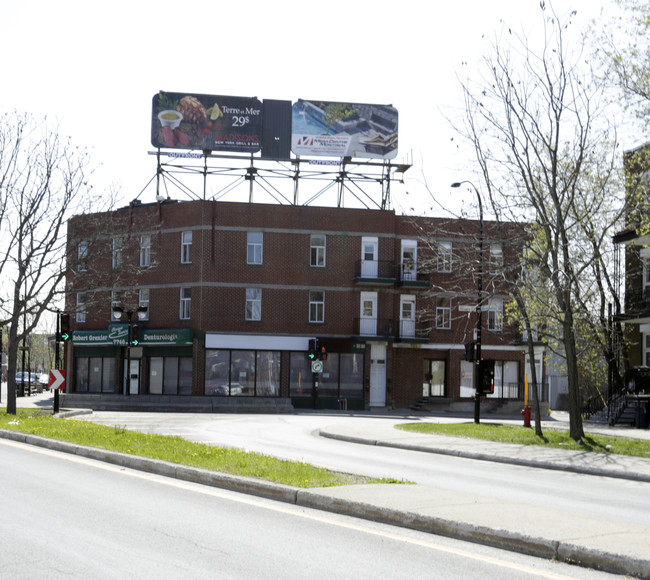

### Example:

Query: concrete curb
xmin=2 ymin=428 xmax=649 ymax=578
xmin=319 ymin=429 xmax=650 ymax=484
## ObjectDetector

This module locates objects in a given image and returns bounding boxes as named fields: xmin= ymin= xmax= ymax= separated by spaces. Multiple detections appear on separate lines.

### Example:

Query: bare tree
xmin=455 ymin=4 xmax=625 ymax=440
xmin=595 ymin=0 xmax=650 ymax=126
xmin=0 ymin=111 xmax=116 ymax=414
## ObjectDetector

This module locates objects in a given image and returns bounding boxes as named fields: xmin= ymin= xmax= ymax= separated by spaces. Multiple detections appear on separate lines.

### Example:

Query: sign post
xmin=49 ymin=369 xmax=66 ymax=414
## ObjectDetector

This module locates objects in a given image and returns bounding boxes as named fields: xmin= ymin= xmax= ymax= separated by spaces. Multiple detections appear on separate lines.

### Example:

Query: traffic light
xmin=307 ymin=339 xmax=317 ymax=360
xmin=60 ymin=313 xmax=72 ymax=342
xmin=131 ymin=324 xmax=141 ymax=346
xmin=478 ymin=360 xmax=495 ymax=394
xmin=464 ymin=342 xmax=474 ymax=362
xmin=320 ymin=346 xmax=327 ymax=361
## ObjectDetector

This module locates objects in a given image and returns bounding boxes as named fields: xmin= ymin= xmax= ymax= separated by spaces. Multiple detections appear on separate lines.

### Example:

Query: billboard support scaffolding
xmin=145 ymin=91 xmax=409 ymax=209
xmin=144 ymin=151 xmax=410 ymax=210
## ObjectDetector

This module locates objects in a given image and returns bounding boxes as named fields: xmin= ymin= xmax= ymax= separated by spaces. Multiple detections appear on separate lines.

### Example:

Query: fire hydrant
xmin=522 ymin=406 xmax=531 ymax=428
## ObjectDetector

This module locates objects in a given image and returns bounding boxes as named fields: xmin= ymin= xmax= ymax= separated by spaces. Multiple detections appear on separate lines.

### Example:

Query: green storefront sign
xmin=72 ymin=325 xmax=193 ymax=346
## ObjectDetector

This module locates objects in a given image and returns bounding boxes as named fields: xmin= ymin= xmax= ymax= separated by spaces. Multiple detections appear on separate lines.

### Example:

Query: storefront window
xmin=232 ymin=350 xmax=255 ymax=396
xmin=75 ymin=356 xmax=118 ymax=393
xmin=256 ymin=351 xmax=280 ymax=396
xmin=179 ymin=358 xmax=192 ymax=395
xmin=75 ymin=358 xmax=89 ymax=392
xmin=163 ymin=358 xmax=179 ymax=395
xmin=339 ymin=353 xmax=364 ymax=399
xmin=290 ymin=352 xmax=363 ymax=399
xmin=290 ymin=353 xmax=313 ymax=397
xmin=150 ymin=356 xmax=194 ymax=395
xmin=319 ymin=355 xmax=340 ymax=398
xmin=205 ymin=349 xmax=280 ymax=397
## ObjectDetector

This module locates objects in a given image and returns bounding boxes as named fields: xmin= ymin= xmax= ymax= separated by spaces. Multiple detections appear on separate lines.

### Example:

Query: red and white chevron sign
xmin=48 ymin=369 xmax=66 ymax=390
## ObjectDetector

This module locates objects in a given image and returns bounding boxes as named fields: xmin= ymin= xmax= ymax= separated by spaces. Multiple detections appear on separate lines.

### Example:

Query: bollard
xmin=521 ymin=405 xmax=531 ymax=427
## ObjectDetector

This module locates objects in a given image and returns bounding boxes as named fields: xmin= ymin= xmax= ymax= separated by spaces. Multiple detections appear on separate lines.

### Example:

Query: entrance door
xmin=423 ymin=360 xmax=445 ymax=397
xmin=361 ymin=237 xmax=378 ymax=278
xmin=401 ymin=240 xmax=417 ymax=281
xmin=360 ymin=292 xmax=377 ymax=336
xmin=124 ymin=359 xmax=140 ymax=395
xmin=400 ymin=295 xmax=415 ymax=338
xmin=369 ymin=343 xmax=386 ymax=407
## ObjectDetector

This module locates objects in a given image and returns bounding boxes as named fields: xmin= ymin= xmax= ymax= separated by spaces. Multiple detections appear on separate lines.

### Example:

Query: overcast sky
xmin=3 ymin=0 xmax=622 ymax=218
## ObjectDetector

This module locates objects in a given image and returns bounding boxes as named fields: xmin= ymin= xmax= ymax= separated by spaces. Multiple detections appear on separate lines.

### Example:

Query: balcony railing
xmin=353 ymin=260 xmax=430 ymax=288
xmin=487 ymin=381 xmax=548 ymax=402
xmin=354 ymin=260 xmax=395 ymax=282
xmin=353 ymin=317 xmax=426 ymax=340
xmin=624 ymin=288 xmax=650 ymax=316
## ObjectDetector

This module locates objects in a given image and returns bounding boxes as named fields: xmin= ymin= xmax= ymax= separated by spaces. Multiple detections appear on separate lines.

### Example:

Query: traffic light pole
xmin=126 ymin=315 xmax=132 ymax=396
xmin=54 ymin=311 xmax=61 ymax=413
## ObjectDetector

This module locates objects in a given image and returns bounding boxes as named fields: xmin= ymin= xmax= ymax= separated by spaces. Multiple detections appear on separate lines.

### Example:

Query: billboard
xmin=151 ymin=91 xmax=262 ymax=153
xmin=292 ymin=99 xmax=398 ymax=160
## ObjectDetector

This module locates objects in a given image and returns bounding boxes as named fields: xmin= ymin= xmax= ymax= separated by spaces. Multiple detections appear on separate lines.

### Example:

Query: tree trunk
xmin=5 ymin=319 xmax=20 ymax=415
xmin=563 ymin=315 xmax=585 ymax=441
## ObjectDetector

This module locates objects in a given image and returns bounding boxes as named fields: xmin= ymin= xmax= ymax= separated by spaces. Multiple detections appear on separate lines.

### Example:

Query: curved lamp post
xmin=113 ymin=306 xmax=148 ymax=395
xmin=451 ymin=181 xmax=484 ymax=424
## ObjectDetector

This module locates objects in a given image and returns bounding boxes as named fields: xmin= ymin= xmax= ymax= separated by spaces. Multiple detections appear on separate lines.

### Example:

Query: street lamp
xmin=112 ymin=306 xmax=147 ymax=395
xmin=451 ymin=181 xmax=484 ymax=424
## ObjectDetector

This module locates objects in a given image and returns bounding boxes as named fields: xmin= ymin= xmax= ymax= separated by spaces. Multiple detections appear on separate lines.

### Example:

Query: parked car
xmin=205 ymin=379 xmax=243 ymax=396
xmin=39 ymin=373 xmax=50 ymax=390
xmin=14 ymin=372 xmax=43 ymax=393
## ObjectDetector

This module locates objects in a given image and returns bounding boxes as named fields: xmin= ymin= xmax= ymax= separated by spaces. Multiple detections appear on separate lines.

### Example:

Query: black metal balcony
xmin=396 ymin=264 xmax=431 ymax=288
xmin=353 ymin=260 xmax=430 ymax=289
xmin=353 ymin=260 xmax=396 ymax=285
xmin=623 ymin=288 xmax=650 ymax=320
xmin=352 ymin=318 xmax=428 ymax=342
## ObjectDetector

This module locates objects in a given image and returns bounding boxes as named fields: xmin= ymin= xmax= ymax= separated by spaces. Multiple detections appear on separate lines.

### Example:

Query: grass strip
xmin=396 ymin=421 xmax=650 ymax=458
xmin=0 ymin=410 xmax=405 ymax=488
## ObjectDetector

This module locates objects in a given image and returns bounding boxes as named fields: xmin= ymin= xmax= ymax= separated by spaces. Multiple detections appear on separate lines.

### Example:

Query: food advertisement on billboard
xmin=151 ymin=91 xmax=262 ymax=153
xmin=292 ymin=100 xmax=398 ymax=160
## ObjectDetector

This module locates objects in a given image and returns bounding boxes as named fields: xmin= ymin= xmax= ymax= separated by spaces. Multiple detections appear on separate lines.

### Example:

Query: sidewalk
xmin=3 ymin=390 xmax=650 ymax=578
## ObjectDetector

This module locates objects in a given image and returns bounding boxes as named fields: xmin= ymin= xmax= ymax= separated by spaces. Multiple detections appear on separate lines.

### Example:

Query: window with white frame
xmin=436 ymin=296 xmax=451 ymax=329
xmin=181 ymin=231 xmax=192 ymax=264
xmin=437 ymin=241 xmax=452 ymax=272
xmin=246 ymin=288 xmax=262 ymax=321
xmin=488 ymin=297 xmax=504 ymax=331
xmin=111 ymin=290 xmax=122 ymax=321
xmin=180 ymin=287 xmax=191 ymax=319
xmin=309 ymin=290 xmax=324 ymax=323
xmin=112 ymin=237 xmax=123 ymax=269
xmin=139 ymin=289 xmax=150 ymax=320
xmin=489 ymin=243 xmax=503 ymax=274
xmin=310 ymin=235 xmax=326 ymax=267
xmin=140 ymin=235 xmax=151 ymax=268
xmin=247 ymin=232 xmax=263 ymax=264
xmin=76 ymin=293 xmax=87 ymax=323
xmin=77 ymin=242 xmax=88 ymax=272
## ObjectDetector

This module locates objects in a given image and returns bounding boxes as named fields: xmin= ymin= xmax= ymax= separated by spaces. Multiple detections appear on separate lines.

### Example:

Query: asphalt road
xmin=0 ymin=438 xmax=621 ymax=580
xmin=72 ymin=411 xmax=650 ymax=527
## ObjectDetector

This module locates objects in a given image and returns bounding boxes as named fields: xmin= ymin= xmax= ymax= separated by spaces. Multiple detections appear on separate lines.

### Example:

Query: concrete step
xmin=60 ymin=393 xmax=294 ymax=414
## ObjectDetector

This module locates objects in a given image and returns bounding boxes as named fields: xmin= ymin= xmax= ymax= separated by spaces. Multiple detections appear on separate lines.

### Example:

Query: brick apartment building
xmin=61 ymin=198 xmax=528 ymax=412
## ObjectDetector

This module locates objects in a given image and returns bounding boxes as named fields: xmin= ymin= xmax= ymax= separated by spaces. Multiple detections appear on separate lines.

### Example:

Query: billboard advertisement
xmin=151 ymin=91 xmax=262 ymax=153
xmin=292 ymin=100 xmax=398 ymax=160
